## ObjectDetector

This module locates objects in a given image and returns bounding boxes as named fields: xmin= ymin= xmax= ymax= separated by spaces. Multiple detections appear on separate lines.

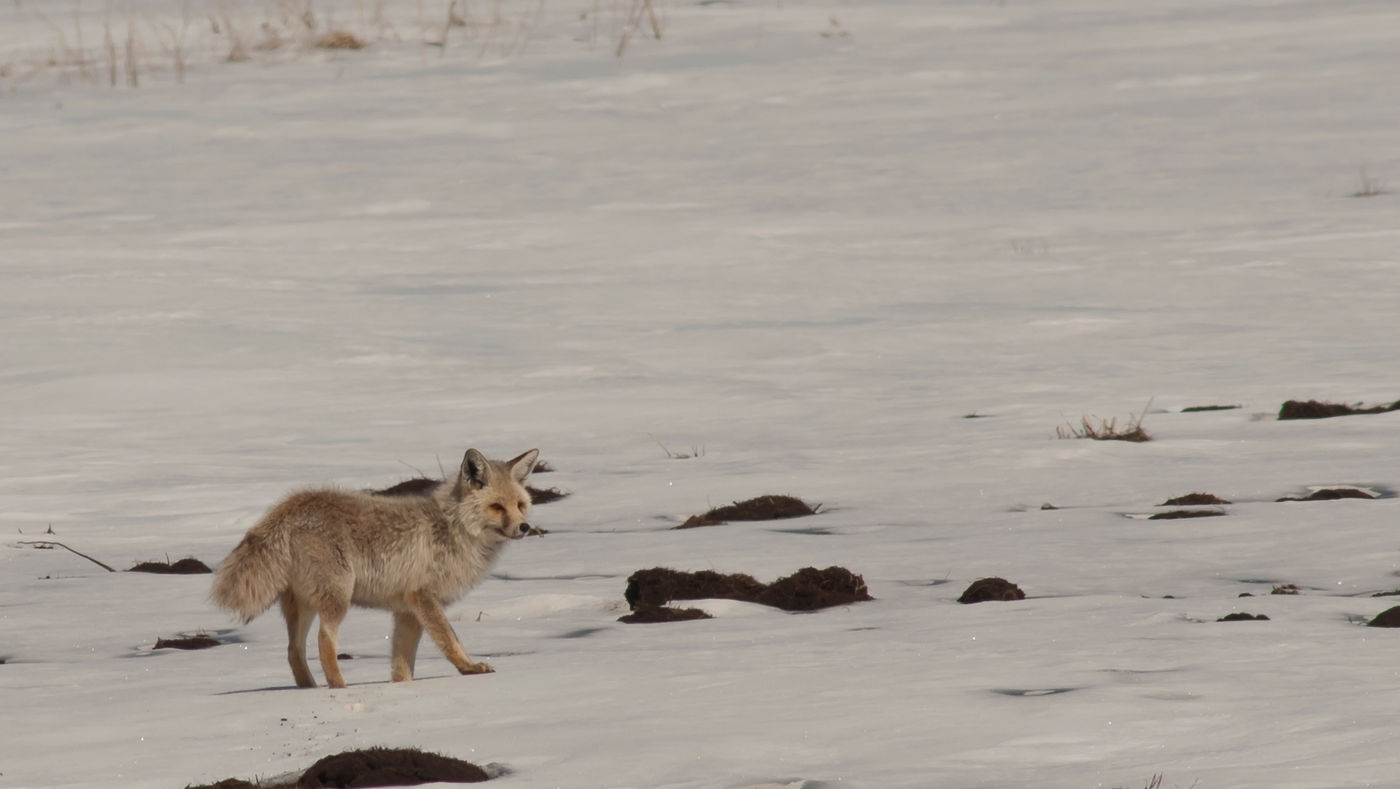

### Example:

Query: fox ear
xmin=461 ymin=448 xmax=491 ymax=488
xmin=506 ymin=449 xmax=539 ymax=483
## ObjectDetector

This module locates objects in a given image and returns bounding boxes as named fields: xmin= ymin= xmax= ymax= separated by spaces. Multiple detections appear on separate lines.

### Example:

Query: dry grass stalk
xmin=1057 ymin=399 xmax=1153 ymax=442
xmin=315 ymin=29 xmax=366 ymax=48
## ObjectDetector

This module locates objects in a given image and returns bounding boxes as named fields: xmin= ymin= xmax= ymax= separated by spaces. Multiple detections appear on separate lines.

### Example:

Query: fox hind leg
xmin=390 ymin=610 xmax=423 ymax=682
xmin=407 ymin=590 xmax=493 ymax=675
xmin=279 ymin=592 xmax=317 ymax=688
xmin=312 ymin=592 xmax=351 ymax=689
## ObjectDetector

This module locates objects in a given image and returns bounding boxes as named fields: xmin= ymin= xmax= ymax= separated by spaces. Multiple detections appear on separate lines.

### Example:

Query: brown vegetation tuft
xmin=1148 ymin=509 xmax=1225 ymax=521
xmin=1278 ymin=399 xmax=1400 ymax=420
xmin=129 ymin=557 xmax=212 ymax=574
xmin=1160 ymin=493 xmax=1231 ymax=506
xmin=1276 ymin=488 xmax=1376 ymax=502
xmin=677 ymin=495 xmax=818 ymax=528
xmin=957 ymin=577 xmax=1025 ymax=603
xmin=315 ymin=30 xmax=366 ymax=50
xmin=622 ymin=566 xmax=871 ymax=616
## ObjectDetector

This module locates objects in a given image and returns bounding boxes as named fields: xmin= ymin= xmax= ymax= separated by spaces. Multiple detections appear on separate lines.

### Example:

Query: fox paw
xmin=459 ymin=661 xmax=494 ymax=675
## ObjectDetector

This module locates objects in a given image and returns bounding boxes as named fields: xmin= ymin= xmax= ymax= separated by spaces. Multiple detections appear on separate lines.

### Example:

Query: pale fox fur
xmin=211 ymin=448 xmax=538 ymax=689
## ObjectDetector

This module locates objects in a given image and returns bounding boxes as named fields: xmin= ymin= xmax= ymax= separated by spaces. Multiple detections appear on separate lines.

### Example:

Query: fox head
xmin=455 ymin=448 xmax=539 ymax=540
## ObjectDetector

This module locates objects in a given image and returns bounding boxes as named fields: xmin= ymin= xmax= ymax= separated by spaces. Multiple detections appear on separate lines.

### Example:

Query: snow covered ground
xmin=3 ymin=0 xmax=1400 ymax=786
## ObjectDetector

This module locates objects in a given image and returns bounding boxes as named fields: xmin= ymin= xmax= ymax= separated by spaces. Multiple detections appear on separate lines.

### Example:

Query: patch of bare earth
xmin=956 ymin=577 xmax=1025 ymax=603
xmin=1160 ymin=493 xmax=1231 ymax=506
xmin=1277 ymin=488 xmax=1376 ymax=502
xmin=129 ymin=557 xmax=212 ymax=574
xmin=676 ymin=495 xmax=818 ymax=528
xmin=1148 ymin=510 xmax=1225 ymax=521
xmin=186 ymin=747 xmax=491 ymax=789
xmin=621 ymin=566 xmax=871 ymax=621
xmin=1277 ymin=399 xmax=1400 ymax=420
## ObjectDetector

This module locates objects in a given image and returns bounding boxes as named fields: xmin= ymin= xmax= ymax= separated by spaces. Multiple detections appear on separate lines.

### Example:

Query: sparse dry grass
xmin=1351 ymin=167 xmax=1388 ymax=198
xmin=1057 ymin=401 xmax=1153 ymax=442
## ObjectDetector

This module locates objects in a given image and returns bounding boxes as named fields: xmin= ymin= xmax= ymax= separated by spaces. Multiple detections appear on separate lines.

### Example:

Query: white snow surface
xmin=3 ymin=0 xmax=1400 ymax=787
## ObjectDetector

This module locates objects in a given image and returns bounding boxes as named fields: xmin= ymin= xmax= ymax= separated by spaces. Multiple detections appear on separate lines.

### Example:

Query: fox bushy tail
xmin=211 ymin=519 xmax=292 ymax=624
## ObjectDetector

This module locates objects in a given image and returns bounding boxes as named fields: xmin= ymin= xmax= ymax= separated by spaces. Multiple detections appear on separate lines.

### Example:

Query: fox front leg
xmin=406 ymin=591 xmax=494 ymax=675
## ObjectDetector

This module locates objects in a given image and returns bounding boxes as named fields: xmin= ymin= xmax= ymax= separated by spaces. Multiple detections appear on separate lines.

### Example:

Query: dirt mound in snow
xmin=1277 ymin=488 xmax=1376 ymax=502
xmin=187 ymin=747 xmax=490 ymax=789
xmin=370 ymin=478 xmax=440 ymax=497
xmin=1367 ymin=607 xmax=1400 ymax=628
xmin=1278 ymin=399 xmax=1400 ymax=420
xmin=957 ymin=577 xmax=1025 ymax=603
xmin=155 ymin=634 xmax=221 ymax=650
xmin=1160 ymin=493 xmax=1231 ymax=506
xmin=676 ymin=495 xmax=818 ymax=528
xmin=623 ymin=566 xmax=871 ymax=616
xmin=617 ymin=604 xmax=714 ymax=623
xmin=129 ymin=557 xmax=212 ymax=574
xmin=370 ymin=478 xmax=567 ymax=505
xmin=1148 ymin=509 xmax=1226 ymax=520
xmin=299 ymin=747 xmax=489 ymax=787
xmin=1217 ymin=613 xmax=1269 ymax=622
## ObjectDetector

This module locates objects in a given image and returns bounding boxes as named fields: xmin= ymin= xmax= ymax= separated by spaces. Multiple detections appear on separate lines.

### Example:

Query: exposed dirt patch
xmin=525 ymin=485 xmax=568 ymax=504
xmin=677 ymin=495 xmax=818 ymax=529
xmin=1272 ymin=584 xmax=1300 ymax=595
xmin=1278 ymin=399 xmax=1400 ymax=420
xmin=189 ymin=747 xmax=491 ymax=789
xmin=1160 ymin=493 xmax=1231 ymax=506
xmin=186 ymin=779 xmax=264 ymax=789
xmin=532 ymin=460 xmax=555 ymax=473
xmin=314 ymin=30 xmax=367 ymax=50
xmin=371 ymin=478 xmax=439 ymax=497
xmin=370 ymin=478 xmax=567 ymax=506
xmin=129 ymin=557 xmax=213 ymax=574
xmin=1277 ymin=488 xmax=1376 ymax=502
xmin=300 ymin=747 xmax=489 ymax=787
xmin=155 ymin=634 xmax=221 ymax=650
xmin=623 ymin=566 xmax=871 ymax=614
xmin=617 ymin=604 xmax=714 ymax=624
xmin=957 ymin=577 xmax=1025 ymax=604
xmin=1148 ymin=509 xmax=1226 ymax=521
xmin=1181 ymin=404 xmax=1241 ymax=413
xmin=1367 ymin=607 xmax=1400 ymax=628
xmin=1218 ymin=613 xmax=1269 ymax=622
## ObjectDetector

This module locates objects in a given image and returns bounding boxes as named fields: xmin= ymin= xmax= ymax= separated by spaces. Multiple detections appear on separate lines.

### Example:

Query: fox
xmin=211 ymin=448 xmax=539 ymax=689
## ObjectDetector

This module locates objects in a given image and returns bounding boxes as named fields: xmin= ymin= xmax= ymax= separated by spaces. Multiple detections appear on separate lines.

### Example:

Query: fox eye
xmin=517 ymin=502 xmax=526 ymax=512
xmin=488 ymin=504 xmax=506 ymax=515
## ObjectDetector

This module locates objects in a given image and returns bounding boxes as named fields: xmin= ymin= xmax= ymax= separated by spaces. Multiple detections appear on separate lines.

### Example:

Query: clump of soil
xmin=1181 ymin=404 xmax=1241 ymax=413
xmin=1278 ymin=399 xmax=1400 ymax=420
xmin=186 ymin=780 xmax=263 ymax=789
xmin=370 ymin=478 xmax=568 ymax=505
xmin=1367 ymin=607 xmax=1400 ymax=628
xmin=622 ymin=566 xmax=871 ymax=615
xmin=755 ymin=566 xmax=873 ymax=611
xmin=1148 ymin=510 xmax=1226 ymax=520
xmin=1160 ymin=493 xmax=1231 ymax=506
xmin=299 ymin=747 xmax=489 ymax=787
xmin=155 ymin=634 xmax=221 ymax=650
xmin=188 ymin=747 xmax=491 ymax=789
xmin=526 ymin=485 xmax=568 ymax=504
xmin=314 ymin=30 xmax=367 ymax=50
xmin=1272 ymin=584 xmax=1301 ymax=595
xmin=371 ymin=478 xmax=439 ymax=497
xmin=1277 ymin=488 xmax=1376 ymax=502
xmin=677 ymin=495 xmax=818 ymax=529
xmin=957 ymin=577 xmax=1025 ymax=604
xmin=129 ymin=557 xmax=213 ymax=574
xmin=618 ymin=605 xmax=713 ymax=624
xmin=1218 ymin=613 xmax=1269 ymax=622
